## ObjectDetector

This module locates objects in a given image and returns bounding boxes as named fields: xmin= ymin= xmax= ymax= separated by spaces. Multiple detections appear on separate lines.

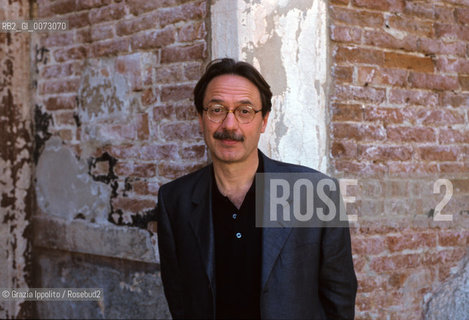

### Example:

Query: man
xmin=157 ymin=58 xmax=357 ymax=319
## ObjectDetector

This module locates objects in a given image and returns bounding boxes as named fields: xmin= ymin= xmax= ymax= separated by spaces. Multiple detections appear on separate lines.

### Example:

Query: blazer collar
xmin=188 ymin=151 xmax=293 ymax=293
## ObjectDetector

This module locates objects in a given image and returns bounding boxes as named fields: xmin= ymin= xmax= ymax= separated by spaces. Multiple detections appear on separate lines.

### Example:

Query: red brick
xmin=331 ymin=0 xmax=349 ymax=4
xmin=161 ymin=43 xmax=206 ymax=63
xmin=155 ymin=64 xmax=184 ymax=84
xmin=452 ymin=179 xmax=469 ymax=194
xmin=97 ymin=123 xmax=137 ymax=140
xmin=384 ymin=52 xmax=434 ymax=73
xmin=387 ymin=126 xmax=436 ymax=143
xmin=333 ymin=46 xmax=384 ymax=65
xmin=435 ymin=5 xmax=456 ymax=23
xmin=132 ymin=180 xmax=160 ymax=196
xmin=91 ymin=24 xmax=114 ymax=42
xmin=439 ymin=128 xmax=469 ymax=144
xmin=127 ymin=0 xmax=161 ymax=16
xmin=386 ymin=232 xmax=436 ymax=252
xmin=41 ymin=62 xmax=82 ymax=79
xmin=48 ymin=0 xmax=77 ymax=15
xmin=333 ymin=160 xmax=386 ymax=177
xmin=352 ymin=236 xmax=386 ymax=255
xmin=142 ymin=88 xmax=157 ymax=106
xmin=357 ymin=275 xmax=387 ymax=293
xmin=76 ymin=28 xmax=92 ymax=43
xmin=439 ymin=162 xmax=467 ymax=173
xmin=67 ymin=11 xmax=91 ymax=29
xmin=330 ymin=6 xmax=384 ymax=28
xmin=89 ymin=3 xmax=126 ymax=24
xmin=53 ymin=46 xmax=87 ymax=62
xmin=332 ymin=123 xmax=386 ymax=141
xmin=76 ymin=0 xmax=112 ymax=11
xmin=91 ymin=38 xmax=130 ymax=57
xmin=153 ymin=104 xmax=198 ymax=121
xmin=43 ymin=32 xmax=74 ymax=47
xmin=418 ymin=37 xmax=466 ymax=57
xmin=455 ymin=7 xmax=469 ymax=25
xmin=423 ymin=248 xmax=466 ymax=266
xmin=44 ymin=95 xmax=77 ymax=111
xmin=112 ymin=197 xmax=155 ymax=213
xmin=177 ymin=20 xmax=206 ymax=42
xmin=362 ymin=29 xmax=419 ymax=52
xmin=332 ymin=66 xmax=353 ymax=83
xmin=434 ymin=23 xmax=469 ymax=42
xmin=115 ymin=54 xmax=144 ymax=91
xmin=370 ymin=253 xmax=422 ymax=272
xmin=358 ymin=145 xmax=413 ymax=161
xmin=180 ymin=144 xmax=206 ymax=160
xmin=157 ymin=1 xmax=207 ymax=27
xmin=183 ymin=62 xmax=203 ymax=81
xmin=331 ymin=103 xmax=363 ymax=121
xmin=363 ymin=107 xmax=406 ymax=124
xmin=352 ymin=0 xmax=404 ymax=12
xmin=160 ymin=121 xmax=201 ymax=141
xmin=408 ymin=72 xmax=459 ymax=91
xmin=131 ymin=27 xmax=176 ymax=50
xmin=331 ymin=25 xmax=362 ymax=43
xmin=158 ymin=161 xmax=205 ymax=179
xmin=439 ymin=92 xmax=469 ymax=107
xmin=459 ymin=75 xmax=469 ymax=91
xmin=161 ymin=84 xmax=194 ymax=102
xmin=334 ymin=85 xmax=386 ymax=104
xmin=137 ymin=113 xmax=150 ymax=140
xmin=388 ymin=162 xmax=438 ymax=177
xmin=115 ymin=162 xmax=157 ymax=177
xmin=389 ymin=88 xmax=438 ymax=106
xmin=419 ymin=146 xmax=461 ymax=161
xmin=331 ymin=141 xmax=358 ymax=159
xmin=438 ymin=230 xmax=469 ymax=247
xmin=357 ymin=66 xmax=407 ymax=86
xmin=39 ymin=78 xmax=80 ymax=95
xmin=435 ymin=57 xmax=469 ymax=73
xmin=403 ymin=1 xmax=435 ymax=20
xmin=388 ymin=15 xmax=433 ymax=37
xmin=106 ymin=143 xmax=178 ymax=161
xmin=54 ymin=111 xmax=76 ymax=126
xmin=116 ymin=12 xmax=159 ymax=36
xmin=415 ymin=108 xmax=465 ymax=126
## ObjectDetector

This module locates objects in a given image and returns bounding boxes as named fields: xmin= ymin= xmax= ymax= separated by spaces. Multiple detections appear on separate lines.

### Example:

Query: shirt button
xmin=236 ymin=232 xmax=242 ymax=239
xmin=232 ymin=213 xmax=237 ymax=219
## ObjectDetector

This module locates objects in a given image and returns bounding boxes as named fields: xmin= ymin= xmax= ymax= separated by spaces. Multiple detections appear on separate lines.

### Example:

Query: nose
xmin=220 ymin=110 xmax=238 ymax=130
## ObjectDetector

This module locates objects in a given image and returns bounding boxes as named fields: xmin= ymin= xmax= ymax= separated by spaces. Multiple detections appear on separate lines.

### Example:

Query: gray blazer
xmin=157 ymin=152 xmax=357 ymax=319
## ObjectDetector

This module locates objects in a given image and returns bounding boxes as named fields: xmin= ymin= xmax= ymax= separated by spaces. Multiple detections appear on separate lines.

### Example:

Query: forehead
xmin=203 ymin=74 xmax=261 ymax=104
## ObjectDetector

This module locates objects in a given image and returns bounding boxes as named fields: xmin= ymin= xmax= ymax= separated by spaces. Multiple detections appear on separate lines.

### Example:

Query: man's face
xmin=198 ymin=74 xmax=269 ymax=164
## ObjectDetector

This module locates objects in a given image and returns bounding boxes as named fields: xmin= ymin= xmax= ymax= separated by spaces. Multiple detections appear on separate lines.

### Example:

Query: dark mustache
xmin=213 ymin=130 xmax=244 ymax=142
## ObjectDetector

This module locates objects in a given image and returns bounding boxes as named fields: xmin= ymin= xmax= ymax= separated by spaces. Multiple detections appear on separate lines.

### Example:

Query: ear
xmin=260 ymin=111 xmax=270 ymax=133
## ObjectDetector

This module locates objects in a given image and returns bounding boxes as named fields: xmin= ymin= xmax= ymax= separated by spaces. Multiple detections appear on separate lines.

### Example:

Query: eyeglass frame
xmin=202 ymin=103 xmax=263 ymax=124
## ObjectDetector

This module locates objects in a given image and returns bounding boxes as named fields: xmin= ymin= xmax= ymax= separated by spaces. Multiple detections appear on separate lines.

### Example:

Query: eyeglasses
xmin=202 ymin=104 xmax=262 ymax=124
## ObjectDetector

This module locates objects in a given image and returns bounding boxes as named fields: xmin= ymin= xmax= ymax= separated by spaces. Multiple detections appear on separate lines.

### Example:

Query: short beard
xmin=213 ymin=129 xmax=244 ymax=142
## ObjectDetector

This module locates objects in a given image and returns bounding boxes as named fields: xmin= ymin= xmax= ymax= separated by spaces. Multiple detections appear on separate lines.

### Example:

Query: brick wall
xmin=329 ymin=0 xmax=469 ymax=318
xmin=34 ymin=0 xmax=208 ymax=227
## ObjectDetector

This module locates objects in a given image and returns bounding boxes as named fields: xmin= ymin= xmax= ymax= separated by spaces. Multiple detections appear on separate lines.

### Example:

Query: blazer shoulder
xmin=159 ymin=164 xmax=211 ymax=199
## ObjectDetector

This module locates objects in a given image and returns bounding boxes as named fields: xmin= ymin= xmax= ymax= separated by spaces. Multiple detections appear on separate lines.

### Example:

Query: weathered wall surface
xmin=329 ymin=0 xmax=469 ymax=318
xmin=0 ymin=0 xmax=33 ymax=318
xmin=211 ymin=0 xmax=329 ymax=172
xmin=29 ymin=0 xmax=209 ymax=318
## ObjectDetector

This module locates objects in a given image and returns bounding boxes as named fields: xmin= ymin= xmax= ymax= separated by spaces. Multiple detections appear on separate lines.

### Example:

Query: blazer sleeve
xmin=157 ymin=186 xmax=185 ymax=319
xmin=318 ymin=180 xmax=357 ymax=320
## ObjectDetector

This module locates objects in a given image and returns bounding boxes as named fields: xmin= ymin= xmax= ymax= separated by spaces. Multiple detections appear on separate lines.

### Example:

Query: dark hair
xmin=194 ymin=58 xmax=272 ymax=117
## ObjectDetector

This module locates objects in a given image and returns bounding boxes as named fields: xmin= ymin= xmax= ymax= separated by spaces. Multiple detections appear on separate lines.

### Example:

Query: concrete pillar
xmin=211 ymin=0 xmax=329 ymax=172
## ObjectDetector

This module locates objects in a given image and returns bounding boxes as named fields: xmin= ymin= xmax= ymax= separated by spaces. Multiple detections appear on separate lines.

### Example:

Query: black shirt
xmin=212 ymin=156 xmax=263 ymax=319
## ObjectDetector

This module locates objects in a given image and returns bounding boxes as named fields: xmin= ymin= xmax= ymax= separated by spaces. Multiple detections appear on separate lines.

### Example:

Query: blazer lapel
xmin=260 ymin=152 xmax=293 ymax=290
xmin=189 ymin=165 xmax=216 ymax=298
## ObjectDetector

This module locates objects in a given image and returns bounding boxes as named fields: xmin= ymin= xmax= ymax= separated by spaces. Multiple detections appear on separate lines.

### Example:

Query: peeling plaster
xmin=211 ymin=0 xmax=329 ymax=172
xmin=35 ymin=137 xmax=111 ymax=223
